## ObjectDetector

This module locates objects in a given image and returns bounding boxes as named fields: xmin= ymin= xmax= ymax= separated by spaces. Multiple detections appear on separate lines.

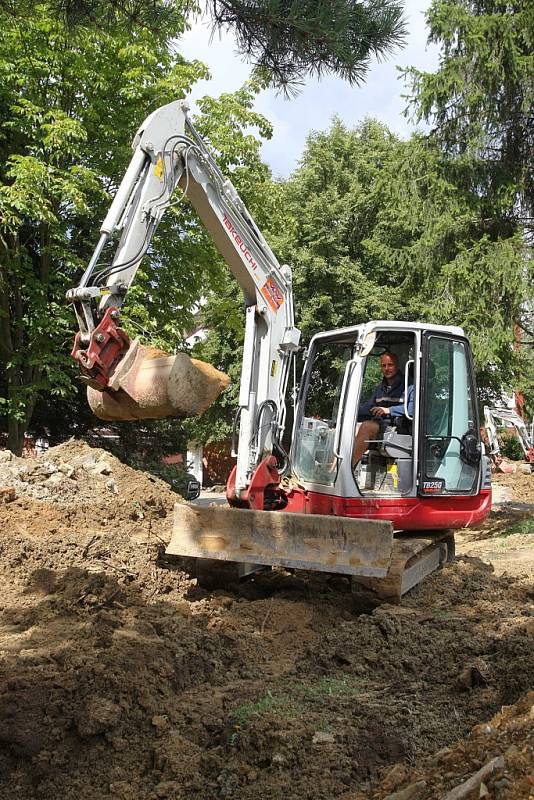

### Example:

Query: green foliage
xmin=189 ymin=68 xmax=534 ymax=450
xmin=147 ymin=461 xmax=198 ymax=499
xmin=303 ymin=675 xmax=364 ymax=700
xmin=229 ymin=676 xmax=365 ymax=738
xmin=499 ymin=516 xmax=534 ymax=538
xmin=277 ymin=118 xmax=407 ymax=339
xmin=90 ymin=417 xmax=188 ymax=476
xmin=303 ymin=342 xmax=353 ymax=421
xmin=188 ymin=111 xmax=531 ymax=444
xmin=0 ymin=0 xmax=407 ymax=90
xmin=402 ymin=0 xmax=534 ymax=362
xmin=0 ymin=0 xmax=194 ymax=32
xmin=230 ymin=691 xmax=300 ymax=726
xmin=278 ymin=119 xmax=530 ymax=400
xmin=3 ymin=0 xmax=531 ymax=457
xmin=0 ymin=2 xmax=207 ymax=452
xmin=0 ymin=1 xmax=279 ymax=453
xmin=498 ymin=432 xmax=526 ymax=462
xmin=208 ymin=0 xmax=407 ymax=89
xmin=184 ymin=290 xmax=245 ymax=445
xmin=403 ymin=0 xmax=533 ymax=219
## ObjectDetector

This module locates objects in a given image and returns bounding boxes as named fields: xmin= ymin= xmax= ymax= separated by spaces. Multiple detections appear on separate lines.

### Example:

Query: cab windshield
xmin=292 ymin=339 xmax=353 ymax=485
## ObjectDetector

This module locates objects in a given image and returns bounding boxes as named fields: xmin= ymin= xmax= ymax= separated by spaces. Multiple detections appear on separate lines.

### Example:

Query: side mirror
xmin=186 ymin=479 xmax=201 ymax=501
xmin=460 ymin=430 xmax=481 ymax=466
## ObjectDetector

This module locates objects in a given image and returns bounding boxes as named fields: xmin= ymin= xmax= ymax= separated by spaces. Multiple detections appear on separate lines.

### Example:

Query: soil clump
xmin=0 ymin=446 xmax=532 ymax=799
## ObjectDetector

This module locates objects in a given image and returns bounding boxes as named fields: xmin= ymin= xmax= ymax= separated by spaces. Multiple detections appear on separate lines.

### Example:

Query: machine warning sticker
xmin=154 ymin=156 xmax=164 ymax=180
xmin=422 ymin=479 xmax=445 ymax=494
xmin=261 ymin=277 xmax=284 ymax=313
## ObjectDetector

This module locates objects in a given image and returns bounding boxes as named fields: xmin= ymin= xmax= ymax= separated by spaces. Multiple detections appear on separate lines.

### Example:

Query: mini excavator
xmin=67 ymin=100 xmax=492 ymax=601
xmin=483 ymin=406 xmax=534 ymax=472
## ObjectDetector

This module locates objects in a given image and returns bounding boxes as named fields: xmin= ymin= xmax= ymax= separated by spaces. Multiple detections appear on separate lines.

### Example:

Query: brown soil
xmin=493 ymin=469 xmax=534 ymax=505
xmin=456 ymin=471 xmax=534 ymax=578
xmin=0 ymin=445 xmax=532 ymax=800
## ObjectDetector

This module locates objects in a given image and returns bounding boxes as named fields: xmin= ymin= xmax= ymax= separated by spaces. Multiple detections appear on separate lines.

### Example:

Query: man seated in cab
xmin=352 ymin=351 xmax=414 ymax=468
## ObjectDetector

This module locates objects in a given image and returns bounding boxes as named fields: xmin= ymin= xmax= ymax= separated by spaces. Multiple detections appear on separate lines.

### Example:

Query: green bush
xmin=499 ymin=432 xmax=525 ymax=461
xmin=150 ymin=463 xmax=197 ymax=499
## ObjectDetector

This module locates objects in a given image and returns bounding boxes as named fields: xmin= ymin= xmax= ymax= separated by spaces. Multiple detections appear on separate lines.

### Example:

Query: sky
xmin=179 ymin=0 xmax=439 ymax=178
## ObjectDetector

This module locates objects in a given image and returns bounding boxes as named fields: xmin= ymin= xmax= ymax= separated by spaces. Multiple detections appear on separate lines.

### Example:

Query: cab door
xmin=291 ymin=337 xmax=354 ymax=487
xmin=418 ymin=334 xmax=481 ymax=495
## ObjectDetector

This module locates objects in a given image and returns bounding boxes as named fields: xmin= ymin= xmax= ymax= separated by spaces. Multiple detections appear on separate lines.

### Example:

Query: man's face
xmin=380 ymin=354 xmax=398 ymax=383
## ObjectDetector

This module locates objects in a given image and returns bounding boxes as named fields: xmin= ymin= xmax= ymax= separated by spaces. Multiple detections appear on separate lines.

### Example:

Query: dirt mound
xmin=455 ymin=471 xmax=534 ymax=577
xmin=198 ymin=559 xmax=533 ymax=799
xmin=492 ymin=469 xmax=533 ymax=505
xmin=0 ymin=441 xmax=533 ymax=799
xmin=353 ymin=691 xmax=534 ymax=800
xmin=0 ymin=438 xmax=179 ymax=517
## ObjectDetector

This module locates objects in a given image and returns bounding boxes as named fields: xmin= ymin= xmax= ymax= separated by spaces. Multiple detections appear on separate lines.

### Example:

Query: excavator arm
xmin=68 ymin=99 xmax=300 ymax=498
xmin=483 ymin=406 xmax=534 ymax=468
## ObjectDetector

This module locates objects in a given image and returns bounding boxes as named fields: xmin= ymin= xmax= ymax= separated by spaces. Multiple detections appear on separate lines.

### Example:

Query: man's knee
xmin=360 ymin=420 xmax=380 ymax=437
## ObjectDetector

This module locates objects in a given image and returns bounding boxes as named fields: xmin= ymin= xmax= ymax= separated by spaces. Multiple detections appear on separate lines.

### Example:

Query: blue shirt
xmin=389 ymin=383 xmax=415 ymax=418
xmin=358 ymin=372 xmax=405 ymax=421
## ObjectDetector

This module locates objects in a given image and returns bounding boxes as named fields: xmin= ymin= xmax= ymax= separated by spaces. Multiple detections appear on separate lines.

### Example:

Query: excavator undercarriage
xmin=169 ymin=503 xmax=455 ymax=603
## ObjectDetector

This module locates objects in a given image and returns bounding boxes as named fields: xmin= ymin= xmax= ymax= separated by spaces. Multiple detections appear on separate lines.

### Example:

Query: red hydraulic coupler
xmin=72 ymin=307 xmax=130 ymax=388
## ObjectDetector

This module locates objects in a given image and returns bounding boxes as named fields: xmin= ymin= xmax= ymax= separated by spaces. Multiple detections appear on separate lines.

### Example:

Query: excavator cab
xmin=289 ymin=321 xmax=490 ymax=530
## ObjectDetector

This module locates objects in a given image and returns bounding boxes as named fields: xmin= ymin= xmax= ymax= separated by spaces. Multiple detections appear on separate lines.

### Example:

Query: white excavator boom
xmin=68 ymin=100 xmax=300 ymax=497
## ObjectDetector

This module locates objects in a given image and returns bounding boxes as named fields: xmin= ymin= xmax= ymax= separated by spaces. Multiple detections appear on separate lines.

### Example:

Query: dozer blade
xmin=87 ymin=340 xmax=230 ymax=421
xmin=168 ymin=504 xmax=394 ymax=578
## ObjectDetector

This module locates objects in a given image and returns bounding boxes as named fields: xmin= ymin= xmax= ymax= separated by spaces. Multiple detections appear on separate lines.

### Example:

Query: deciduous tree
xmin=0 ymin=3 xmax=271 ymax=453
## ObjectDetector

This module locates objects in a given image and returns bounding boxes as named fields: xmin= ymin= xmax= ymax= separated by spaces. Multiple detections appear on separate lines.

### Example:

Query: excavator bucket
xmin=168 ymin=504 xmax=394 ymax=577
xmin=87 ymin=340 xmax=230 ymax=421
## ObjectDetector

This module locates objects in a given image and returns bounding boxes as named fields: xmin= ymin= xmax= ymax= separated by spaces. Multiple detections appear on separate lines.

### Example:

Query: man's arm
xmin=388 ymin=384 xmax=414 ymax=418
xmin=358 ymin=385 xmax=380 ymax=420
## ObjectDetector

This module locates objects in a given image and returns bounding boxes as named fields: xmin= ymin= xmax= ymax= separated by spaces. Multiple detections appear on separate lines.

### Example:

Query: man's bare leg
xmin=352 ymin=420 xmax=380 ymax=467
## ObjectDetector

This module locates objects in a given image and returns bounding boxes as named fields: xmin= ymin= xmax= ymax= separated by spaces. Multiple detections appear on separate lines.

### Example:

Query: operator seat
xmin=383 ymin=361 xmax=414 ymax=455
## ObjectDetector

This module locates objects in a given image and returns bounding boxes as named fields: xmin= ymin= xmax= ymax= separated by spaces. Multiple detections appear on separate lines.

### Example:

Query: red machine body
xmin=227 ymin=456 xmax=492 ymax=531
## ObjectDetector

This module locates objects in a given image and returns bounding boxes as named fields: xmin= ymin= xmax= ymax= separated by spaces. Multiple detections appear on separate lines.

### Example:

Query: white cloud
xmin=179 ymin=0 xmax=439 ymax=177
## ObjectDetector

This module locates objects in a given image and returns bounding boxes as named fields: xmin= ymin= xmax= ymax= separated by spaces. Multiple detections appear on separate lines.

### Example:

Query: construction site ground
xmin=0 ymin=440 xmax=532 ymax=800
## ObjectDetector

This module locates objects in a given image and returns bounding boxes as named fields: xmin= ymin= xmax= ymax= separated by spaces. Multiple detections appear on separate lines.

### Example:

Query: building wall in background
xmin=203 ymin=439 xmax=234 ymax=487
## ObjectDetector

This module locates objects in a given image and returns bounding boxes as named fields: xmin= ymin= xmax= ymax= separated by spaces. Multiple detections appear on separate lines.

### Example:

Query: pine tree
xmin=207 ymin=0 xmax=406 ymax=87
xmin=0 ymin=0 xmax=407 ymax=88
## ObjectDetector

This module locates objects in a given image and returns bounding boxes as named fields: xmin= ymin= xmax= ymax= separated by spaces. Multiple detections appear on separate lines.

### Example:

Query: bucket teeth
xmin=87 ymin=340 xmax=230 ymax=421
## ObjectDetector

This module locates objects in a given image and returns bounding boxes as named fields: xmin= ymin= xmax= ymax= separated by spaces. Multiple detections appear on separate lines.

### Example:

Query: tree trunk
xmin=6 ymin=390 xmax=38 ymax=455
xmin=7 ymin=416 xmax=25 ymax=456
xmin=1 ymin=230 xmax=44 ymax=455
